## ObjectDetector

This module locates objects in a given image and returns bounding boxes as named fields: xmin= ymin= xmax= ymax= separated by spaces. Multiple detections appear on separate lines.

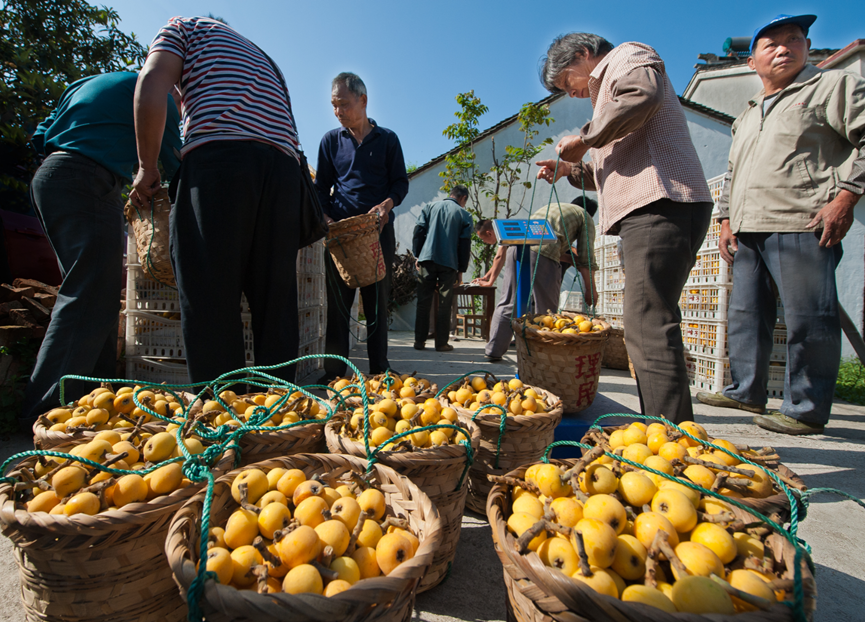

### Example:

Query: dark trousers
xmin=171 ymin=141 xmax=301 ymax=384
xmin=415 ymin=261 xmax=458 ymax=348
xmin=618 ymin=199 xmax=712 ymax=424
xmin=324 ymin=224 xmax=395 ymax=376
xmin=22 ymin=152 xmax=124 ymax=423
xmin=724 ymin=232 xmax=842 ymax=424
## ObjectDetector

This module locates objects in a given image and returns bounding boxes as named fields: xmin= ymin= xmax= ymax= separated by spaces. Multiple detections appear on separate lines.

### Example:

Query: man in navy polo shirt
xmin=315 ymin=72 xmax=409 ymax=381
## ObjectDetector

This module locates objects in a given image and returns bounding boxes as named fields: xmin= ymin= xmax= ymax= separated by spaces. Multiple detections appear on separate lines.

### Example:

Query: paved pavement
xmin=0 ymin=331 xmax=862 ymax=621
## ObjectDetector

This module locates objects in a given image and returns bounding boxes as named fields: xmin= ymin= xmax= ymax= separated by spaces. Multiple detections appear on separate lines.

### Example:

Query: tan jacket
xmin=719 ymin=64 xmax=865 ymax=233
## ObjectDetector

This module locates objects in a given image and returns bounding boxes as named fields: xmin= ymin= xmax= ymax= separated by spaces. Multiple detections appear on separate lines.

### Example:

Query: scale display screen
xmin=492 ymin=219 xmax=558 ymax=245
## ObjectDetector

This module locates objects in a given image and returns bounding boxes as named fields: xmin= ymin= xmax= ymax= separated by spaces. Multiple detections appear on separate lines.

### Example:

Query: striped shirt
xmin=149 ymin=16 xmax=298 ymax=160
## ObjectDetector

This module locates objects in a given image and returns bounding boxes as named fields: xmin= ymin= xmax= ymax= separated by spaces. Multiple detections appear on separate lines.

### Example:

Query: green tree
xmin=0 ymin=0 xmax=146 ymax=212
xmin=440 ymin=92 xmax=553 ymax=276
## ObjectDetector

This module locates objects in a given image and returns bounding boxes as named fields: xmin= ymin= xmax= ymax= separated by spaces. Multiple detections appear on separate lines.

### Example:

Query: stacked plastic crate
xmin=682 ymin=175 xmax=787 ymax=398
xmin=593 ymin=234 xmax=624 ymax=327
xmin=124 ymin=229 xmax=327 ymax=384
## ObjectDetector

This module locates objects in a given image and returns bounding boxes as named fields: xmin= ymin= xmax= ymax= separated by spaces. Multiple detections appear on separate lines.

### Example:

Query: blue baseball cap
xmin=751 ymin=14 xmax=817 ymax=50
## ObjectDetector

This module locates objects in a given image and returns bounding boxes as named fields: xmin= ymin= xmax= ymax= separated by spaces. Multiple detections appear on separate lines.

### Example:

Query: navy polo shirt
xmin=314 ymin=119 xmax=409 ymax=226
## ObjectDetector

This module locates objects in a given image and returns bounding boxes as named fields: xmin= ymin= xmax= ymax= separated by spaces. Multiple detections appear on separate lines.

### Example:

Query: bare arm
xmin=130 ymin=51 xmax=183 ymax=208
xmin=474 ymin=245 xmax=506 ymax=286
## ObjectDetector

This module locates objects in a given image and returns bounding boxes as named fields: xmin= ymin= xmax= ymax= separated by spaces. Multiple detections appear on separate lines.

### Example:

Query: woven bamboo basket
xmin=601 ymin=327 xmax=630 ymax=371
xmin=325 ymin=417 xmax=480 ymax=592
xmin=33 ymin=419 xmax=167 ymax=450
xmin=125 ymin=186 xmax=175 ymax=287
xmin=326 ymin=213 xmax=386 ymax=289
xmin=0 ymin=445 xmax=236 ymax=622
xmin=580 ymin=426 xmax=807 ymax=522
xmin=328 ymin=377 xmax=439 ymax=410
xmin=166 ymin=453 xmax=443 ymax=622
xmin=511 ymin=314 xmax=610 ymax=413
xmin=232 ymin=393 xmax=327 ymax=465
xmin=442 ymin=387 xmax=563 ymax=516
xmin=488 ymin=460 xmax=816 ymax=622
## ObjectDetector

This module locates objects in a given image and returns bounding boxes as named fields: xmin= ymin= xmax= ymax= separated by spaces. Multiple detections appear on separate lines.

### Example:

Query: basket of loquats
xmin=328 ymin=372 xmax=438 ymax=409
xmin=187 ymin=387 xmax=329 ymax=466
xmin=511 ymin=312 xmax=611 ymax=413
xmin=0 ymin=433 xmax=237 ymax=622
xmin=579 ymin=419 xmax=807 ymax=522
xmin=32 ymin=383 xmax=190 ymax=449
xmin=486 ymin=434 xmax=816 ymax=622
xmin=439 ymin=373 xmax=563 ymax=515
xmin=166 ymin=452 xmax=443 ymax=622
xmin=324 ymin=390 xmax=480 ymax=592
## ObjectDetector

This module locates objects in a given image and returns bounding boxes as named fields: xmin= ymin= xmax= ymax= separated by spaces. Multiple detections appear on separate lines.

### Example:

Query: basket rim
xmin=440 ymin=385 xmax=564 ymax=428
xmin=511 ymin=313 xmax=611 ymax=344
xmin=487 ymin=459 xmax=815 ymax=622
xmin=166 ymin=453 xmax=443 ymax=614
xmin=0 ymin=447 xmax=236 ymax=534
xmin=325 ymin=212 xmax=381 ymax=240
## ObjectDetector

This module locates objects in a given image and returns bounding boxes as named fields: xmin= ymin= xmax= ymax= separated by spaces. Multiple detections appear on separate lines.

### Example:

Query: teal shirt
xmin=32 ymin=72 xmax=181 ymax=182
xmin=414 ymin=198 xmax=473 ymax=271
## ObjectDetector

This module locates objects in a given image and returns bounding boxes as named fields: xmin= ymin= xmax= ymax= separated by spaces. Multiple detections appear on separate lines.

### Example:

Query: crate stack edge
xmin=683 ymin=174 xmax=787 ymax=398
xmin=125 ymin=227 xmax=327 ymax=384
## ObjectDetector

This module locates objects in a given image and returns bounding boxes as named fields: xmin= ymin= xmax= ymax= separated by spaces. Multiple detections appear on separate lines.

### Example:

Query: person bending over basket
xmin=474 ymin=196 xmax=599 ymax=363
xmin=315 ymin=72 xmax=409 ymax=382
xmin=535 ymin=32 xmax=713 ymax=424
xmin=129 ymin=16 xmax=304 ymax=384
xmin=21 ymin=72 xmax=181 ymax=428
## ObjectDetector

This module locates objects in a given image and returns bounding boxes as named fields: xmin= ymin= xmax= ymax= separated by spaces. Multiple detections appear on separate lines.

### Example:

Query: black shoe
xmin=413 ymin=342 xmax=426 ymax=351
xmin=485 ymin=354 xmax=503 ymax=363
xmin=435 ymin=344 xmax=454 ymax=352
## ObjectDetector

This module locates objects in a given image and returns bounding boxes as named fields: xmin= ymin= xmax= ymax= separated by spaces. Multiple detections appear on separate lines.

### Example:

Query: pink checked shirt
xmin=575 ymin=42 xmax=711 ymax=234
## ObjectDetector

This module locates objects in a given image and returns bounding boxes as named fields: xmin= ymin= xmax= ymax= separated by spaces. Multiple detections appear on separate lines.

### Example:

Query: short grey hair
xmin=450 ymin=185 xmax=469 ymax=201
xmin=540 ymin=33 xmax=614 ymax=93
xmin=332 ymin=72 xmax=367 ymax=98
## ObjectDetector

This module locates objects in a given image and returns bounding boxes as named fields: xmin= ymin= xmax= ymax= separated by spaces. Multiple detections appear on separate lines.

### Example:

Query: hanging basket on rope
xmin=124 ymin=186 xmax=175 ymax=287
xmin=326 ymin=213 xmax=386 ymax=289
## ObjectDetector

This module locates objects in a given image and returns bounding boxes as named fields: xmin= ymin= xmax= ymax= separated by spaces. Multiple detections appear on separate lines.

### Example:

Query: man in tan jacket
xmin=697 ymin=14 xmax=865 ymax=435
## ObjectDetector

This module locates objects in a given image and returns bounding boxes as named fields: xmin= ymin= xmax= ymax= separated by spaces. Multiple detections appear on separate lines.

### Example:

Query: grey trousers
xmin=415 ymin=261 xmax=457 ymax=348
xmin=22 ymin=152 xmax=124 ymax=424
xmin=618 ymin=199 xmax=712 ymax=424
xmin=485 ymin=247 xmax=563 ymax=358
xmin=723 ymin=232 xmax=842 ymax=425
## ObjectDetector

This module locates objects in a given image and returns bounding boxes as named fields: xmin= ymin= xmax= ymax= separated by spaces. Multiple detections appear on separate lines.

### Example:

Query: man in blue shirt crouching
xmin=21 ymin=72 xmax=181 ymax=427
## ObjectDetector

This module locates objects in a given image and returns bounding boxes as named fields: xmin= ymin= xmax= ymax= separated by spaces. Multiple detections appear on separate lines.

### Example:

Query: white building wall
xmin=684 ymin=66 xmax=762 ymax=118
xmin=390 ymin=95 xmax=733 ymax=330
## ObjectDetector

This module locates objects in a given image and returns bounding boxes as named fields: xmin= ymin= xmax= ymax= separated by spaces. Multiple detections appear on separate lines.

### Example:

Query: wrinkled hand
xmin=719 ymin=219 xmax=738 ymax=265
xmin=368 ymin=199 xmax=393 ymax=231
xmin=536 ymin=159 xmax=572 ymax=184
xmin=805 ymin=190 xmax=859 ymax=247
xmin=129 ymin=167 xmax=161 ymax=208
xmin=556 ymin=134 xmax=590 ymax=163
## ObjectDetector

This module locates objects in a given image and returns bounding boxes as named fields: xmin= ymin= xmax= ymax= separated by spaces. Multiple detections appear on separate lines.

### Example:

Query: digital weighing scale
xmin=492 ymin=219 xmax=558 ymax=245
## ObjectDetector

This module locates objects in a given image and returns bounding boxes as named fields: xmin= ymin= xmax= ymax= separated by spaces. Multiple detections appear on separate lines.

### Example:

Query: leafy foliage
xmin=835 ymin=356 xmax=865 ymax=405
xmin=439 ymin=91 xmax=553 ymax=277
xmin=0 ymin=0 xmax=146 ymax=211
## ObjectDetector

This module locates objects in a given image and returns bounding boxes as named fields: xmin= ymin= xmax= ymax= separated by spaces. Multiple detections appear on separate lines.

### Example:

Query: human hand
xmin=586 ymin=281 xmax=598 ymax=307
xmin=805 ymin=190 xmax=859 ymax=247
xmin=129 ymin=167 xmax=161 ymax=208
xmin=719 ymin=219 xmax=738 ymax=264
xmin=535 ymin=159 xmax=572 ymax=184
xmin=368 ymin=199 xmax=393 ymax=231
xmin=556 ymin=135 xmax=590 ymax=163
xmin=324 ymin=213 xmax=335 ymax=225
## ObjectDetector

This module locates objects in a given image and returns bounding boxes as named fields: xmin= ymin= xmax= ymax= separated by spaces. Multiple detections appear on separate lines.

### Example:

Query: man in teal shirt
xmin=412 ymin=185 xmax=473 ymax=352
xmin=21 ymin=72 xmax=181 ymax=427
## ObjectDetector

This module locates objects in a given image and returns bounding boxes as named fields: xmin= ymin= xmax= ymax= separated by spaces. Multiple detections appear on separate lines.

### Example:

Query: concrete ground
xmin=0 ymin=331 xmax=862 ymax=621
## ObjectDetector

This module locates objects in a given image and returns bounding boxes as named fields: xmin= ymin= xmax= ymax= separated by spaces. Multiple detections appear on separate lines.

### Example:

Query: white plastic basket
xmin=601 ymin=266 xmax=624 ymax=292
xmin=699 ymin=215 xmax=722 ymax=252
xmin=296 ymin=336 xmax=325 ymax=381
xmin=767 ymin=363 xmax=786 ymax=398
xmin=601 ymin=242 xmax=621 ymax=269
xmin=601 ymin=312 xmax=624 ymax=329
xmin=299 ymin=306 xmax=326 ymax=347
xmin=685 ymin=353 xmax=730 ymax=393
xmin=298 ymin=274 xmax=326 ymax=309
xmin=686 ymin=250 xmax=733 ymax=286
xmin=125 ymin=356 xmax=191 ymax=386
xmin=126 ymin=263 xmax=250 ymax=314
xmin=679 ymin=285 xmax=731 ymax=321
xmin=297 ymin=241 xmax=326 ymax=275
xmin=682 ymin=319 xmax=727 ymax=357
xmin=125 ymin=310 xmax=254 ymax=362
xmin=559 ymin=290 xmax=586 ymax=313
xmin=602 ymin=289 xmax=623 ymax=316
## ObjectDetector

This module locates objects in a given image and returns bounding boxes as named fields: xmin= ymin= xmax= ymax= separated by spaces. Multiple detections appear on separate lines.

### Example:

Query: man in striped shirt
xmin=130 ymin=16 xmax=303 ymax=383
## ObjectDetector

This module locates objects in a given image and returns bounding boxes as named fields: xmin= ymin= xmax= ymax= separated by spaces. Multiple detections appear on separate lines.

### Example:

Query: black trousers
xmin=22 ymin=152 xmax=123 ymax=423
xmin=324 ymin=224 xmax=395 ymax=377
xmin=171 ymin=141 xmax=301 ymax=384
xmin=618 ymin=198 xmax=712 ymax=424
xmin=415 ymin=261 xmax=458 ymax=348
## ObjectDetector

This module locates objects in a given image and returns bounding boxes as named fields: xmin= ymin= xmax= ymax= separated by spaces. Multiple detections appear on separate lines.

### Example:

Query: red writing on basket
xmin=574 ymin=352 xmax=601 ymax=378
xmin=370 ymin=241 xmax=386 ymax=274
xmin=577 ymin=380 xmax=597 ymax=405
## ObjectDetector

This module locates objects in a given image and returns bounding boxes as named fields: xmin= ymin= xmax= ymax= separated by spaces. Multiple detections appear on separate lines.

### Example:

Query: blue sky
xmin=108 ymin=0 xmax=863 ymax=167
